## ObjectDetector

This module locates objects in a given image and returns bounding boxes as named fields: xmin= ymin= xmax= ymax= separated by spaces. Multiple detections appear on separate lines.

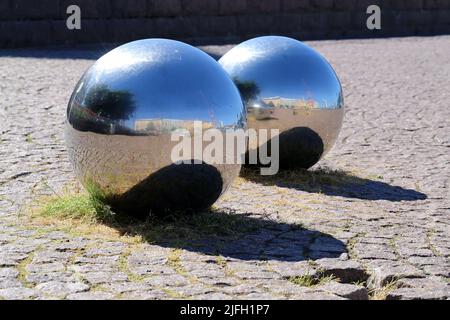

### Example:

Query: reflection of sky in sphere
xmin=219 ymin=36 xmax=343 ymax=110
xmin=78 ymin=39 xmax=244 ymax=128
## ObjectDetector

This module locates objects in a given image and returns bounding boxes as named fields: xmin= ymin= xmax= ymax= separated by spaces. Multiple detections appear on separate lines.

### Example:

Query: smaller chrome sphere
xmin=219 ymin=36 xmax=344 ymax=169
xmin=65 ymin=39 xmax=245 ymax=217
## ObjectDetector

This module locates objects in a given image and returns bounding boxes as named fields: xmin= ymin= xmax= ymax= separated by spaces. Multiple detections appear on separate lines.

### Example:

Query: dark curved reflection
xmin=68 ymin=84 xmax=138 ymax=135
xmin=233 ymin=78 xmax=260 ymax=106
xmin=240 ymin=167 xmax=427 ymax=201
xmin=104 ymin=161 xmax=223 ymax=218
xmin=246 ymin=127 xmax=324 ymax=170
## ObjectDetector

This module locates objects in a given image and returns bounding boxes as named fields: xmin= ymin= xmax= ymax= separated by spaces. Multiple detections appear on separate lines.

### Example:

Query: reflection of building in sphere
xmin=134 ymin=118 xmax=216 ymax=135
xmin=261 ymin=97 xmax=318 ymax=110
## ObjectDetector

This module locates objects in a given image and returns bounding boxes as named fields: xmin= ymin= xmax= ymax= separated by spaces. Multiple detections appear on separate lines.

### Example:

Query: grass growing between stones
xmin=288 ymin=274 xmax=337 ymax=288
xmin=369 ymin=278 xmax=401 ymax=300
xmin=27 ymin=186 xmax=264 ymax=246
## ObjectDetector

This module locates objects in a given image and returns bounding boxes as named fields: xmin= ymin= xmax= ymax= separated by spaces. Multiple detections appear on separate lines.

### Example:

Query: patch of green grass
xmin=28 ymin=188 xmax=265 ymax=245
xmin=37 ymin=193 xmax=112 ymax=223
xmin=289 ymin=274 xmax=316 ymax=287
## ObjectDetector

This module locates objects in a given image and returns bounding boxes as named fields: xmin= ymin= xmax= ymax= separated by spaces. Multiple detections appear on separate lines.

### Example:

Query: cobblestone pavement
xmin=0 ymin=36 xmax=449 ymax=300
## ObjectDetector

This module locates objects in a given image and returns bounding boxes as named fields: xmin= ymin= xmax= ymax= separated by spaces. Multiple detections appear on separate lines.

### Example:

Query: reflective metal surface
xmin=219 ymin=36 xmax=344 ymax=169
xmin=65 ymin=39 xmax=245 ymax=216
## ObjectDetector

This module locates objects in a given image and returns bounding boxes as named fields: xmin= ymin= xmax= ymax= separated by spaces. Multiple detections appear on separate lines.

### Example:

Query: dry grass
xmin=240 ymin=166 xmax=368 ymax=189
xmin=26 ymin=186 xmax=265 ymax=246
xmin=369 ymin=279 xmax=401 ymax=300
xmin=288 ymin=274 xmax=337 ymax=288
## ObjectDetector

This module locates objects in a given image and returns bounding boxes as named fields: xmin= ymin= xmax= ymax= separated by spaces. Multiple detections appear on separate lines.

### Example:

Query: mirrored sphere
xmin=65 ymin=39 xmax=245 ymax=217
xmin=219 ymin=36 xmax=344 ymax=169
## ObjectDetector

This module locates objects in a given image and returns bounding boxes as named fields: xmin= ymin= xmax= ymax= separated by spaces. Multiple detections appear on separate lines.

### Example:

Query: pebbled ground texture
xmin=0 ymin=36 xmax=449 ymax=300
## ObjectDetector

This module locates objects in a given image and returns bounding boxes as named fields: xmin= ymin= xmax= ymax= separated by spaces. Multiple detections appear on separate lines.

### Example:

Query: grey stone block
xmin=109 ymin=18 xmax=155 ymax=42
xmin=147 ymin=0 xmax=183 ymax=17
xmin=386 ymin=287 xmax=448 ymax=300
xmin=319 ymin=281 xmax=369 ymax=300
xmin=328 ymin=11 xmax=352 ymax=29
xmin=153 ymin=16 xmax=210 ymax=38
xmin=299 ymin=12 xmax=329 ymax=31
xmin=0 ymin=20 xmax=52 ymax=47
xmin=352 ymin=0 xmax=383 ymax=10
xmin=389 ymin=0 xmax=424 ymax=10
xmin=209 ymin=16 xmax=238 ymax=37
xmin=59 ymin=0 xmax=112 ymax=19
xmin=236 ymin=14 xmax=275 ymax=36
xmin=310 ymin=0 xmax=334 ymax=10
xmin=218 ymin=0 xmax=247 ymax=16
xmin=316 ymin=258 xmax=369 ymax=283
xmin=0 ymin=0 xmax=11 ymax=20
xmin=52 ymin=19 xmax=111 ymax=45
xmin=246 ymin=0 xmax=281 ymax=13
xmin=270 ymin=13 xmax=303 ymax=34
xmin=9 ymin=0 xmax=60 ymax=20
xmin=111 ymin=0 xmax=148 ymax=18
xmin=423 ymin=0 xmax=450 ymax=10
xmin=181 ymin=0 xmax=220 ymax=16
xmin=281 ymin=0 xmax=310 ymax=12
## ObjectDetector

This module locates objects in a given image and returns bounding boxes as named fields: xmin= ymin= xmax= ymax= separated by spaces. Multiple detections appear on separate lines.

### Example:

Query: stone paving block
xmin=10 ymin=0 xmax=60 ymax=20
xmin=281 ymin=0 xmax=311 ymax=12
xmin=60 ymin=0 xmax=112 ymax=19
xmin=0 ymin=278 xmax=23 ymax=290
xmin=315 ymin=258 xmax=369 ymax=283
xmin=0 ymin=268 xmax=19 ymax=278
xmin=422 ymin=265 xmax=449 ymax=277
xmin=246 ymin=0 xmax=281 ymax=13
xmin=81 ymin=271 xmax=128 ymax=285
xmin=386 ymin=287 xmax=449 ymax=300
xmin=144 ymin=274 xmax=190 ymax=287
xmin=182 ymin=0 xmax=220 ymax=16
xmin=35 ymin=281 xmax=90 ymax=297
xmin=218 ymin=0 xmax=247 ymax=15
xmin=367 ymin=263 xmax=425 ymax=288
xmin=147 ymin=0 xmax=183 ymax=17
xmin=270 ymin=261 xmax=316 ymax=278
xmin=66 ymin=291 xmax=115 ymax=300
xmin=0 ymin=287 xmax=38 ymax=299
xmin=319 ymin=281 xmax=369 ymax=300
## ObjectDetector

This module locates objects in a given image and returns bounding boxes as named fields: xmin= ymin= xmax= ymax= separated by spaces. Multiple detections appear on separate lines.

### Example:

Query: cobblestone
xmin=0 ymin=36 xmax=449 ymax=299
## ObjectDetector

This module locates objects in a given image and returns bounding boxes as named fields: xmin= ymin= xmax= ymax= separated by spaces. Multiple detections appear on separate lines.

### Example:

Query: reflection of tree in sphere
xmin=84 ymin=84 xmax=136 ymax=121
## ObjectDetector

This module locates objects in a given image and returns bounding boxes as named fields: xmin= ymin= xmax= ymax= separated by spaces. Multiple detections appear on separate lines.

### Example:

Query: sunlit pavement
xmin=0 ymin=36 xmax=449 ymax=300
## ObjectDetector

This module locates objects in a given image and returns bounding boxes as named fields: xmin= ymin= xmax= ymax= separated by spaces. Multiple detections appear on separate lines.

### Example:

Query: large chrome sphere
xmin=65 ymin=39 xmax=245 ymax=217
xmin=219 ymin=36 xmax=344 ymax=169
